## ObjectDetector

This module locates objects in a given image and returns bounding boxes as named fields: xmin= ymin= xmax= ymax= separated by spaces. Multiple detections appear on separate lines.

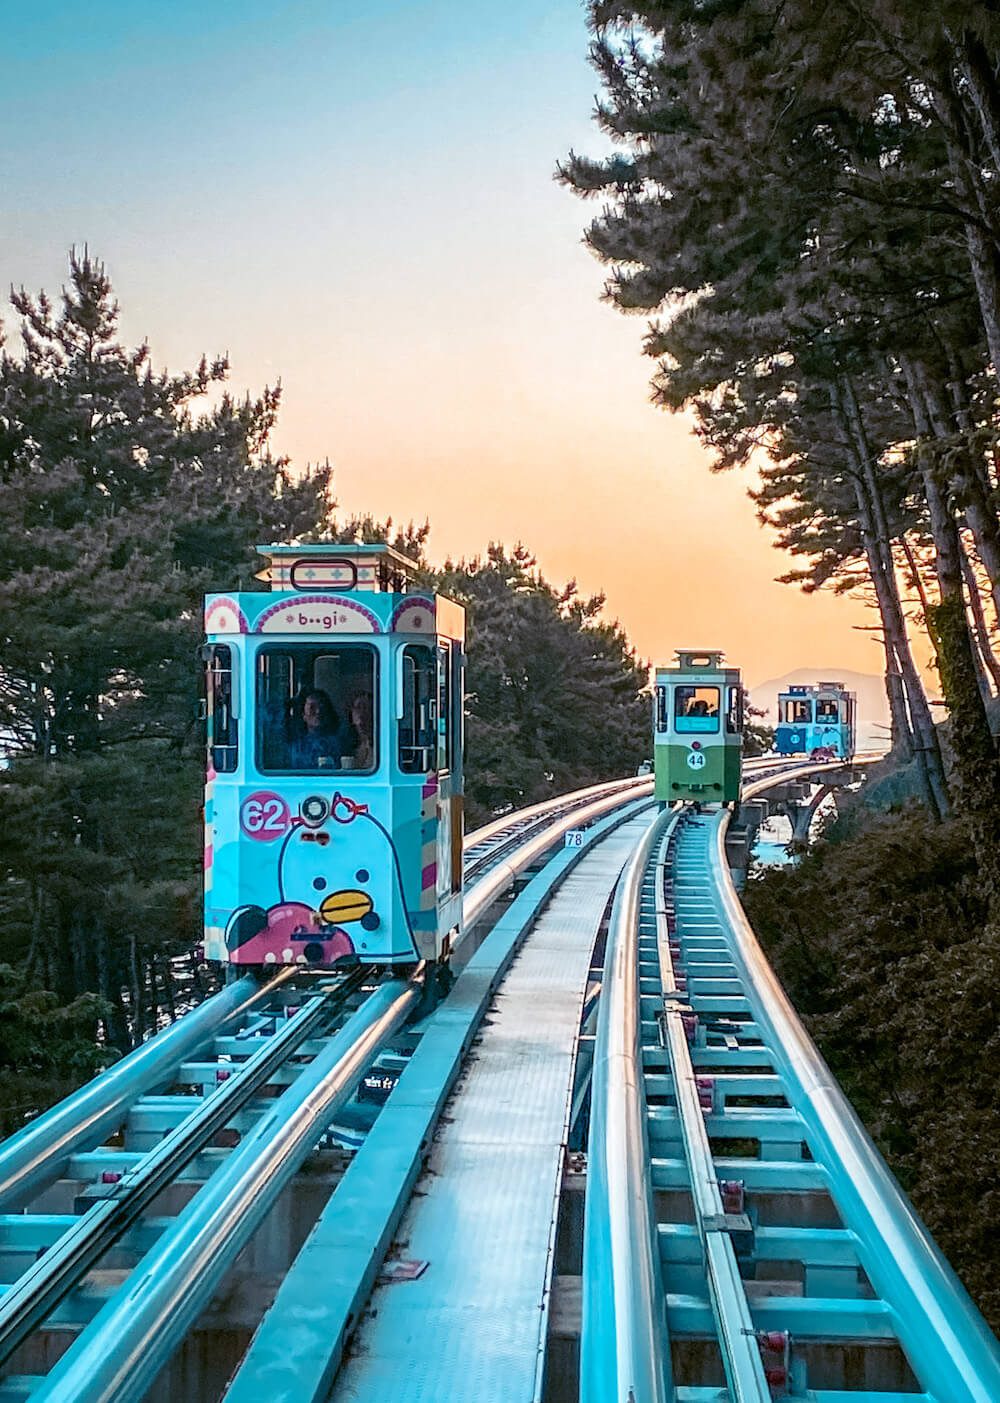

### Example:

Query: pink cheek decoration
xmin=325 ymin=927 xmax=355 ymax=959
xmin=227 ymin=905 xmax=357 ymax=965
xmin=265 ymin=902 xmax=323 ymax=941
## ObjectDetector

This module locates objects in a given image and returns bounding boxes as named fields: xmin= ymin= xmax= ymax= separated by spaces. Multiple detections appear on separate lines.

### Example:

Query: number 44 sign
xmin=564 ymin=829 xmax=585 ymax=849
xmin=240 ymin=791 xmax=292 ymax=841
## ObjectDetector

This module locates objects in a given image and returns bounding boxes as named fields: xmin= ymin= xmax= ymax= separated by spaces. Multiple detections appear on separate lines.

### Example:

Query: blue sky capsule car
xmin=203 ymin=544 xmax=465 ymax=971
xmin=775 ymin=680 xmax=856 ymax=759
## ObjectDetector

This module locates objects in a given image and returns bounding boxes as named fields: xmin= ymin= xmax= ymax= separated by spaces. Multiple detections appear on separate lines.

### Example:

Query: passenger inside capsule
xmin=289 ymin=690 xmax=342 ymax=769
xmin=340 ymin=692 xmax=374 ymax=769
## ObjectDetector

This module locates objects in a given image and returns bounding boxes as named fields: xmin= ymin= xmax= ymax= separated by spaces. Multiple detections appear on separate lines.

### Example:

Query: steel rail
xmin=581 ymin=804 xmax=675 ymax=1403
xmin=464 ymin=800 xmax=620 ymax=884
xmin=0 ymin=971 xmax=366 ymax=1370
xmin=457 ymin=749 xmax=837 ymax=870
xmin=0 ymin=777 xmax=658 ymax=1384
xmin=0 ymin=759 xmax=850 ymax=1397
xmin=740 ymin=752 xmax=880 ymax=802
xmin=0 ymin=779 xmax=656 ymax=1223
xmin=461 ymin=753 xmax=847 ymax=875
xmin=651 ymin=825 xmax=770 ymax=1403
xmin=31 ymin=970 xmax=425 ymax=1403
xmin=462 ymin=780 xmax=656 ymax=875
xmin=462 ymin=775 xmax=651 ymax=850
xmin=576 ymin=754 xmax=882 ymax=1403
xmin=462 ymin=783 xmax=657 ymax=932
xmin=711 ymin=812 xmax=1000 ymax=1403
xmin=220 ymin=795 xmax=658 ymax=1403
xmin=0 ymin=970 xmax=300 ymax=1213
xmin=76 ymin=791 xmax=647 ymax=1403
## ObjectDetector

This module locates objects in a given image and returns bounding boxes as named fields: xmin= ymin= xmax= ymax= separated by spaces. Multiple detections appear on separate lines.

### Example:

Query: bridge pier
xmin=731 ymin=762 xmax=862 ymax=870
xmin=769 ymin=782 xmax=838 ymax=844
xmin=725 ymin=799 xmax=769 ymax=884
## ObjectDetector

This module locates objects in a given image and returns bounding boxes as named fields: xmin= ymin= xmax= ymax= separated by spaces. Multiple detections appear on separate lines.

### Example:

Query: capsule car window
xmin=256 ymin=644 xmax=378 ymax=774
xmin=674 ymin=685 xmax=721 ymax=734
xmin=399 ymin=644 xmax=435 ymax=774
xmin=782 ymin=699 xmax=812 ymax=724
xmin=207 ymin=644 xmax=238 ymax=773
xmin=725 ymin=685 xmax=743 ymax=736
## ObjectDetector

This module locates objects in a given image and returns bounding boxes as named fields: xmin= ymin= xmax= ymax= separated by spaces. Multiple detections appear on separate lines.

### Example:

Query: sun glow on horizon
xmin=1 ymin=0 xmax=890 ymax=703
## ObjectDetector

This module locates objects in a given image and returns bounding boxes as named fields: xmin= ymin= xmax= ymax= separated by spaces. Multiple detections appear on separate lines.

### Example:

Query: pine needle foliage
xmin=744 ymin=805 xmax=1000 ymax=1329
xmin=439 ymin=544 xmax=649 ymax=824
xmin=562 ymin=0 xmax=1000 ymax=885
xmin=564 ymin=4 xmax=1000 ymax=1312
xmin=0 ymin=250 xmax=334 ymax=1067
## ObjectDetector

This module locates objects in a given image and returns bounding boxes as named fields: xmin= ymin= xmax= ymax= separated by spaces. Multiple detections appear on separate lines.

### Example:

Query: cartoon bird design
xmin=225 ymin=792 xmax=413 ymax=965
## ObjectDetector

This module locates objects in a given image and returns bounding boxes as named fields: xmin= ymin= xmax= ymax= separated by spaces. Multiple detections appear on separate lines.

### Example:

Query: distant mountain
xmin=748 ymin=668 xmax=889 ymax=750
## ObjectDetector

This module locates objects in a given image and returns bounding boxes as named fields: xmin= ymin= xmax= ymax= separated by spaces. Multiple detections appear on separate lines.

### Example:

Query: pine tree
xmin=0 ymin=251 xmax=333 ymax=1048
xmin=438 ymin=545 xmax=649 ymax=823
xmin=562 ymin=0 xmax=1000 ymax=889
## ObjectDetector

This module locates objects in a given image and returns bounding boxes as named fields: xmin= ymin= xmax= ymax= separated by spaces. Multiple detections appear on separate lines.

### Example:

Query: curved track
xmin=1 ymin=757 xmax=944 ymax=1403
xmin=0 ymin=773 xmax=667 ymax=1401
xmin=583 ymin=791 xmax=1000 ymax=1403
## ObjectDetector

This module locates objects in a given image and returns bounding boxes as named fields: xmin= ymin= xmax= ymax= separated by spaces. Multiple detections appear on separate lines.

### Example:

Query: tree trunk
xmin=961 ymin=546 xmax=1000 ymax=696
xmin=908 ymin=357 xmax=1000 ymax=622
xmin=148 ymin=955 xmax=160 ymax=1034
xmin=943 ymin=345 xmax=1000 ymax=533
xmin=163 ymin=958 xmax=178 ymax=1024
xmin=853 ymin=479 xmax=942 ymax=811
xmin=900 ymin=534 xmax=934 ymax=618
xmin=883 ymin=632 xmax=913 ymax=758
xmin=927 ymin=589 xmax=1000 ymax=916
xmin=96 ymin=926 xmax=113 ymax=1048
xmin=953 ymin=29 xmax=1000 ymax=180
xmin=24 ymin=887 xmax=41 ymax=979
xmin=49 ymin=903 xmax=76 ymax=1005
xmin=963 ymin=220 xmax=1000 ymax=371
xmin=899 ymin=364 xmax=1000 ymax=906
xmin=128 ymin=931 xmax=144 ymax=1048
xmin=108 ymin=993 xmax=131 ymax=1055
xmin=835 ymin=376 xmax=949 ymax=813
xmin=932 ymin=86 xmax=1000 ymax=369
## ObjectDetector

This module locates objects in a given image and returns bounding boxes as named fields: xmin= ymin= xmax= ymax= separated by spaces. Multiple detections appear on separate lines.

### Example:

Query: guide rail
xmin=0 ymin=776 xmax=661 ymax=1400
xmin=0 ymin=759 xmax=867 ymax=1401
xmin=0 ymin=973 xmax=365 ymax=1369
xmin=582 ymin=781 xmax=1000 ymax=1403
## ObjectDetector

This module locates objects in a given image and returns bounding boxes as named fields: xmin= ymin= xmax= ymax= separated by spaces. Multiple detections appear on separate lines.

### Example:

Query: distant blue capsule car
xmin=775 ymin=681 xmax=856 ymax=760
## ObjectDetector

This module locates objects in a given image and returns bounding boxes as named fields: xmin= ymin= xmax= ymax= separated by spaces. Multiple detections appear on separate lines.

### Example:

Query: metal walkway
xmin=331 ymin=813 xmax=654 ymax=1403
xmin=5 ymin=760 xmax=986 ymax=1403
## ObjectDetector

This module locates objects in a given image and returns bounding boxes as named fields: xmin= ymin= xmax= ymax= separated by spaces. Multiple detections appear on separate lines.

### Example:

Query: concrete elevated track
xmin=1 ymin=755 xmax=997 ymax=1403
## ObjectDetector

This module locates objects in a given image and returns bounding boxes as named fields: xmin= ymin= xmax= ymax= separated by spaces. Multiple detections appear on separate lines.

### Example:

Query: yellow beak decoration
xmin=320 ymin=890 xmax=373 ymax=925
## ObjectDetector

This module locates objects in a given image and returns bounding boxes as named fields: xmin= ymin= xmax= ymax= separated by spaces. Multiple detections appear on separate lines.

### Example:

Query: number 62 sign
xmin=240 ymin=791 xmax=292 ymax=841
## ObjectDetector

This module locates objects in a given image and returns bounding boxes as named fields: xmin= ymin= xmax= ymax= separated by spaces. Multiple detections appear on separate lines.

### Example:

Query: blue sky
xmin=0 ymin=1 xmax=883 ymax=692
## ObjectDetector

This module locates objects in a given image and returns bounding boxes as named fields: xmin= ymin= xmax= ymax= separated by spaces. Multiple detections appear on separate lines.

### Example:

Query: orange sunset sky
xmin=2 ymin=0 xmax=896 ymax=694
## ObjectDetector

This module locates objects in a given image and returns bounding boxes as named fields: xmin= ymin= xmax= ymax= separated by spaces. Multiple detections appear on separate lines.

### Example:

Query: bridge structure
xmin=745 ymin=772 xmax=852 ymax=847
xmin=0 ymin=756 xmax=998 ymax=1403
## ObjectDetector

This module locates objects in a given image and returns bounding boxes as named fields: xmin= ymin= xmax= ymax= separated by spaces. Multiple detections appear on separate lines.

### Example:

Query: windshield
xmin=674 ymin=685 xmax=720 ymax=734
xmin=781 ymin=699 xmax=812 ymax=724
xmin=256 ymin=644 xmax=377 ymax=774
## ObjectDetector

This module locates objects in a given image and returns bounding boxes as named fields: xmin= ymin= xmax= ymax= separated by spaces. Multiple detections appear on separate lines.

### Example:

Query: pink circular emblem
xmin=240 ymin=791 xmax=292 ymax=841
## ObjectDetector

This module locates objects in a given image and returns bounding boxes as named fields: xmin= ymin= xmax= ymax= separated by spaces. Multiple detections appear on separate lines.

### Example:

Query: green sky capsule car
xmin=653 ymin=650 xmax=743 ymax=805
